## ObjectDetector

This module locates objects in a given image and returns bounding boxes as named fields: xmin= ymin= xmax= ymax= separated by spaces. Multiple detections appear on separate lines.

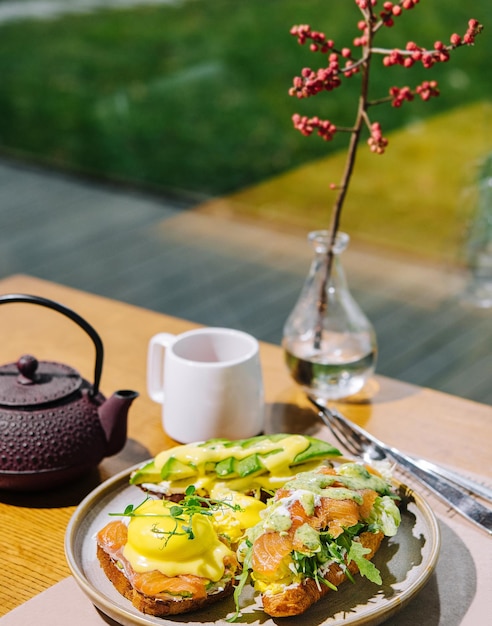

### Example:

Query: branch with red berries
xmin=289 ymin=3 xmax=482 ymax=228
xmin=288 ymin=0 xmax=483 ymax=347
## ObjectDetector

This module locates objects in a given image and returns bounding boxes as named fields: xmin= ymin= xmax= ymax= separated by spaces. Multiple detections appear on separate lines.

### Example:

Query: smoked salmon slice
xmin=251 ymin=532 xmax=293 ymax=581
xmin=287 ymin=497 xmax=312 ymax=532
xmin=316 ymin=497 xmax=360 ymax=537
xmin=358 ymin=489 xmax=379 ymax=521
xmin=133 ymin=571 xmax=208 ymax=599
xmin=97 ymin=520 xmax=127 ymax=552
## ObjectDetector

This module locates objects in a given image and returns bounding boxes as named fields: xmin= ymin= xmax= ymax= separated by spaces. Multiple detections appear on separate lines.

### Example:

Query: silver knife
xmin=409 ymin=457 xmax=492 ymax=504
xmin=313 ymin=401 xmax=492 ymax=535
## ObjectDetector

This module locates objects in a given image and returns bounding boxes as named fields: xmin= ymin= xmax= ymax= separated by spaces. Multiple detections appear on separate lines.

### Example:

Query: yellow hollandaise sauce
xmin=130 ymin=434 xmax=341 ymax=495
xmin=155 ymin=435 xmax=310 ymax=471
xmin=209 ymin=487 xmax=266 ymax=543
xmin=122 ymin=499 xmax=233 ymax=582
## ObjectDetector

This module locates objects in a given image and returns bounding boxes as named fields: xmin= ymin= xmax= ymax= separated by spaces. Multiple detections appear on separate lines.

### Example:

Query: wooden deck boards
xmin=0 ymin=158 xmax=490 ymax=405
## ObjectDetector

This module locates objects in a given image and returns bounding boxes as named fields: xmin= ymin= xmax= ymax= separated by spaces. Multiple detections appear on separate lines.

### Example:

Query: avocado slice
xmin=293 ymin=436 xmax=341 ymax=465
xmin=215 ymin=456 xmax=236 ymax=477
xmin=214 ymin=453 xmax=266 ymax=478
xmin=236 ymin=453 xmax=265 ymax=477
xmin=129 ymin=460 xmax=161 ymax=485
xmin=160 ymin=457 xmax=197 ymax=481
xmin=238 ymin=433 xmax=288 ymax=448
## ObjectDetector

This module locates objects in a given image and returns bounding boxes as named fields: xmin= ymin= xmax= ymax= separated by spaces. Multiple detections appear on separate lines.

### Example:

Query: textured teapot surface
xmin=0 ymin=383 xmax=108 ymax=475
xmin=0 ymin=295 xmax=138 ymax=491
xmin=0 ymin=353 xmax=109 ymax=472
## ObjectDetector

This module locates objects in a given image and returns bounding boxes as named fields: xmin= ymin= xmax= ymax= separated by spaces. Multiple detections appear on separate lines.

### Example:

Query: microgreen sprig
xmin=110 ymin=485 xmax=243 ymax=546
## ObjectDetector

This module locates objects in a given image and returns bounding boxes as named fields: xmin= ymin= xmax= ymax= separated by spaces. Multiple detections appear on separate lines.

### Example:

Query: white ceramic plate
xmin=65 ymin=463 xmax=440 ymax=626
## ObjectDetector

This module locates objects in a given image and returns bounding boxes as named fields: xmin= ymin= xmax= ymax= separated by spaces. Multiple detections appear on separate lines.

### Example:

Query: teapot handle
xmin=0 ymin=293 xmax=103 ymax=397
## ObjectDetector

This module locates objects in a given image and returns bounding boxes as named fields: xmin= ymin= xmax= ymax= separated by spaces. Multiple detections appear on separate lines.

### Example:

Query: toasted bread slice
xmin=97 ymin=545 xmax=236 ymax=616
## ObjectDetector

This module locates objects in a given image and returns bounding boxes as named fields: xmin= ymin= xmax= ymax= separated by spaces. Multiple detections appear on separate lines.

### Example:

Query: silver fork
xmin=309 ymin=398 xmax=492 ymax=535
xmin=316 ymin=403 xmax=492 ymax=503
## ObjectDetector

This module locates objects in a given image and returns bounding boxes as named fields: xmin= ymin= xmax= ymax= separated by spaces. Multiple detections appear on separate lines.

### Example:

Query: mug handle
xmin=147 ymin=332 xmax=176 ymax=403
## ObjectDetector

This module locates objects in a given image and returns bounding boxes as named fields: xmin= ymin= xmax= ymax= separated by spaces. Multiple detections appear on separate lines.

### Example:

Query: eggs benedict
xmin=96 ymin=497 xmax=240 ymax=616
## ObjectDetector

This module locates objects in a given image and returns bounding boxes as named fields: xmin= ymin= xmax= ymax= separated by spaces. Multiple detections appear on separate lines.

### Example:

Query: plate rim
xmin=65 ymin=460 xmax=441 ymax=626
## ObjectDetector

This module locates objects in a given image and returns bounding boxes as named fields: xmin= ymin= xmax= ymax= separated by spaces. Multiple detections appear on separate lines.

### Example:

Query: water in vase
xmin=282 ymin=231 xmax=378 ymax=401
xmin=283 ymin=333 xmax=376 ymax=401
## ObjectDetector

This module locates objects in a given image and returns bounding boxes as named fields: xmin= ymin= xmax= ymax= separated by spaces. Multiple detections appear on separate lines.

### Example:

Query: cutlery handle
xmin=411 ymin=457 xmax=492 ymax=504
xmin=311 ymin=399 xmax=492 ymax=535
xmin=387 ymin=447 xmax=492 ymax=535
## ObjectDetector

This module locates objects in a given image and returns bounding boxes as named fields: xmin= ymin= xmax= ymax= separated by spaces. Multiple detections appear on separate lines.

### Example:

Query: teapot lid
xmin=0 ymin=355 xmax=82 ymax=407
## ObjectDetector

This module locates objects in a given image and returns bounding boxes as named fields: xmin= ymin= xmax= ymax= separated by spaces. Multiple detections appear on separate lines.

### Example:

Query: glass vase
xmin=462 ymin=152 xmax=492 ymax=308
xmin=282 ymin=230 xmax=377 ymax=402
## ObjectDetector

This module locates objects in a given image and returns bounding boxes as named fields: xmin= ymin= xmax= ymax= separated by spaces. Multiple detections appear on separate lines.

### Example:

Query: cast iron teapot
xmin=0 ymin=294 xmax=139 ymax=491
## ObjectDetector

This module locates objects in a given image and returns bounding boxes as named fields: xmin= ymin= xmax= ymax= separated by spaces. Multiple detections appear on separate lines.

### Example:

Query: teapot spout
xmin=98 ymin=390 xmax=139 ymax=456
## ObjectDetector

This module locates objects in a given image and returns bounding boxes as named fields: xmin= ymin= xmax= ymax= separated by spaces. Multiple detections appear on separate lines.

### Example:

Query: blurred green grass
xmin=199 ymin=102 xmax=491 ymax=264
xmin=0 ymin=0 xmax=490 ymax=197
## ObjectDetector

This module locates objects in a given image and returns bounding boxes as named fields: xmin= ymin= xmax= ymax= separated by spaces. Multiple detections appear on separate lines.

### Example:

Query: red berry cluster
xmin=367 ymin=122 xmax=388 ymax=154
xmin=288 ymin=0 xmax=483 ymax=228
xmin=290 ymin=24 xmax=334 ymax=54
xmin=415 ymin=80 xmax=439 ymax=101
xmin=289 ymin=25 xmax=362 ymax=99
xmin=354 ymin=17 xmax=376 ymax=48
xmin=461 ymin=18 xmax=484 ymax=45
xmin=388 ymin=80 xmax=439 ymax=107
xmin=380 ymin=0 xmax=419 ymax=27
xmin=290 ymin=4 xmax=483 ymax=152
xmin=388 ymin=85 xmax=413 ymax=107
xmin=382 ymin=16 xmax=481 ymax=70
xmin=383 ymin=40 xmax=450 ymax=69
xmin=292 ymin=114 xmax=337 ymax=142
xmin=289 ymin=61 xmax=342 ymax=99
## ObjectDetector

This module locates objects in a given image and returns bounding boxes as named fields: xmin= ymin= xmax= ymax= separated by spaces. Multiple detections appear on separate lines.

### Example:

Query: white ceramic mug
xmin=147 ymin=327 xmax=264 ymax=443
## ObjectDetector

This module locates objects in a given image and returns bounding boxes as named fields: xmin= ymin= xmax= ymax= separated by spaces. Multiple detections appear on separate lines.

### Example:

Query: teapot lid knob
xmin=16 ymin=354 xmax=39 ymax=384
xmin=0 ymin=356 xmax=82 ymax=407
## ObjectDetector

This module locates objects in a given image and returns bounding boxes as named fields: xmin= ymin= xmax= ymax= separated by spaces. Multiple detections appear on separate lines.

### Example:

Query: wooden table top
xmin=1 ymin=274 xmax=491 ymax=617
